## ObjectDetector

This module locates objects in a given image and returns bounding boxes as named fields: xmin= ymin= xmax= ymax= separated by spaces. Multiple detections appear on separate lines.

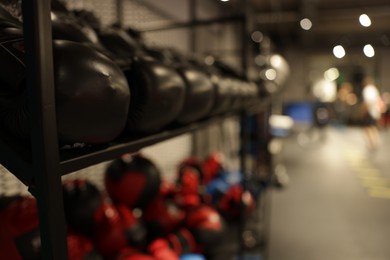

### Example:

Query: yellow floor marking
xmin=345 ymin=160 xmax=363 ymax=166
xmin=343 ymin=155 xmax=363 ymax=160
xmin=343 ymin=147 xmax=390 ymax=200
xmin=364 ymin=184 xmax=390 ymax=190
xmin=355 ymin=161 xmax=372 ymax=167
xmin=346 ymin=160 xmax=371 ymax=167
xmin=359 ymin=175 xmax=388 ymax=180
xmin=342 ymin=149 xmax=363 ymax=155
xmin=343 ymin=153 xmax=363 ymax=157
xmin=368 ymin=187 xmax=390 ymax=199
xmin=355 ymin=169 xmax=381 ymax=176
xmin=361 ymin=178 xmax=389 ymax=187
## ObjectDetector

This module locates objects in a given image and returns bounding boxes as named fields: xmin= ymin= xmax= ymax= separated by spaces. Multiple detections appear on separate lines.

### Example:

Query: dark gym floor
xmin=268 ymin=126 xmax=390 ymax=260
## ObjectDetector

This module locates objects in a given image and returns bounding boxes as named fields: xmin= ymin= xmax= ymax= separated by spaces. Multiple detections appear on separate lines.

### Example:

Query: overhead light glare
xmin=333 ymin=45 xmax=345 ymax=59
xmin=254 ymin=54 xmax=266 ymax=66
xmin=300 ymin=18 xmax=312 ymax=30
xmin=251 ymin=31 xmax=264 ymax=43
xmin=359 ymin=14 xmax=371 ymax=27
xmin=363 ymin=44 xmax=375 ymax=57
xmin=270 ymin=54 xmax=283 ymax=68
xmin=324 ymin=68 xmax=340 ymax=81
xmin=313 ymin=79 xmax=337 ymax=102
xmin=220 ymin=0 xmax=229 ymax=2
xmin=265 ymin=68 xmax=277 ymax=81
xmin=204 ymin=55 xmax=215 ymax=66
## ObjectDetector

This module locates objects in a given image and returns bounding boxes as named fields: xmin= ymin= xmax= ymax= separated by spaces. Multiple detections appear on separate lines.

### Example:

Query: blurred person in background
xmin=379 ymin=92 xmax=390 ymax=130
xmin=360 ymin=77 xmax=385 ymax=149
xmin=334 ymin=82 xmax=358 ymax=125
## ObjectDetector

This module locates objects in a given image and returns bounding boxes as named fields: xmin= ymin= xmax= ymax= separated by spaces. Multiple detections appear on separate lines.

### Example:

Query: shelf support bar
xmin=141 ymin=15 xmax=244 ymax=32
xmin=22 ymin=0 xmax=68 ymax=259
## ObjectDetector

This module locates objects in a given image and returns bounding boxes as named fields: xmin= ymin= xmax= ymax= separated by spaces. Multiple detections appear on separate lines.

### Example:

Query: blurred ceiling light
xmin=264 ymin=82 xmax=278 ymax=93
xmin=270 ymin=54 xmax=283 ymax=68
xmin=269 ymin=115 xmax=294 ymax=130
xmin=363 ymin=84 xmax=379 ymax=102
xmin=313 ymin=79 xmax=337 ymax=102
xmin=300 ymin=18 xmax=312 ymax=30
xmin=254 ymin=54 xmax=266 ymax=66
xmin=333 ymin=45 xmax=345 ymax=58
xmin=346 ymin=93 xmax=357 ymax=106
xmin=359 ymin=14 xmax=371 ymax=27
xmin=265 ymin=68 xmax=277 ymax=80
xmin=251 ymin=31 xmax=264 ymax=43
xmin=204 ymin=55 xmax=215 ymax=66
xmin=324 ymin=68 xmax=339 ymax=81
xmin=363 ymin=44 xmax=375 ymax=57
xmin=220 ymin=0 xmax=229 ymax=2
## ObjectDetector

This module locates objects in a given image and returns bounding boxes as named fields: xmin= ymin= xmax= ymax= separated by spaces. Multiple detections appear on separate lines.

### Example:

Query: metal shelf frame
xmin=21 ymin=0 xmax=68 ymax=259
xmin=59 ymin=113 xmax=238 ymax=174
xmin=0 ymin=0 xmax=274 ymax=259
xmin=0 ymin=112 xmax=241 ymax=184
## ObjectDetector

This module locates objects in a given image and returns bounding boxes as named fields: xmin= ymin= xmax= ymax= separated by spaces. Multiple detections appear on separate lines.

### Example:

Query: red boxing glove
xmin=67 ymin=232 xmax=101 ymax=260
xmin=175 ymin=167 xmax=201 ymax=209
xmin=93 ymin=202 xmax=129 ymax=258
xmin=148 ymin=239 xmax=179 ymax=260
xmin=202 ymin=153 xmax=223 ymax=184
xmin=183 ymin=205 xmax=225 ymax=255
xmin=166 ymin=228 xmax=198 ymax=255
xmin=105 ymin=154 xmax=161 ymax=209
xmin=142 ymin=189 xmax=185 ymax=238
xmin=0 ymin=196 xmax=41 ymax=260
xmin=115 ymin=204 xmax=147 ymax=249
xmin=116 ymin=248 xmax=155 ymax=260
xmin=218 ymin=185 xmax=256 ymax=220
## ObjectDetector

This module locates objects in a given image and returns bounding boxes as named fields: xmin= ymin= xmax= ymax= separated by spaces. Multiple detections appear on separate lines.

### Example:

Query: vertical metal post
xmin=239 ymin=0 xmax=252 ymax=257
xmin=239 ymin=110 xmax=249 ymax=257
xmin=239 ymin=0 xmax=250 ymax=173
xmin=189 ymin=0 xmax=198 ymax=156
xmin=240 ymin=15 xmax=248 ymax=78
xmin=239 ymin=1 xmax=250 ymax=182
xmin=22 ymin=1 xmax=68 ymax=259
xmin=116 ymin=0 xmax=124 ymax=27
xmin=261 ymin=103 xmax=273 ymax=260
xmin=189 ymin=0 xmax=197 ymax=53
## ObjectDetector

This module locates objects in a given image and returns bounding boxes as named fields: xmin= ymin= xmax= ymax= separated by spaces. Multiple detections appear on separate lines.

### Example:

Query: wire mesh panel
xmin=122 ymin=1 xmax=191 ymax=50
xmin=0 ymin=165 xmax=29 ymax=196
xmin=60 ymin=134 xmax=192 ymax=186
xmin=142 ymin=134 xmax=192 ymax=182
xmin=66 ymin=0 xmax=117 ymax=26
xmin=121 ymin=0 xmax=174 ymax=30
xmin=61 ymin=161 xmax=110 ymax=191
xmin=192 ymin=117 xmax=241 ymax=172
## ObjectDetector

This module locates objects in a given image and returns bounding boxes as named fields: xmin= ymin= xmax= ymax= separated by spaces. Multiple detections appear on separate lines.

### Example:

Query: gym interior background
xmin=0 ymin=0 xmax=390 ymax=259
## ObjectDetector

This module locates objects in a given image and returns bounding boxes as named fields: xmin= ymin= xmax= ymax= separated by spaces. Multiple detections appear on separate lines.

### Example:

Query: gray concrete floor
xmin=268 ymin=126 xmax=390 ymax=260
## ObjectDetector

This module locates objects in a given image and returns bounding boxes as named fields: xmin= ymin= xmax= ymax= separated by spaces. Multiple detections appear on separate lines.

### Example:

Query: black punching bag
xmin=146 ymin=48 xmax=215 ymax=124
xmin=189 ymin=56 xmax=233 ymax=116
xmin=0 ymin=6 xmax=130 ymax=144
xmin=50 ymin=1 xmax=119 ymax=63
xmin=67 ymin=8 xmax=187 ymax=132
xmin=94 ymin=26 xmax=186 ymax=132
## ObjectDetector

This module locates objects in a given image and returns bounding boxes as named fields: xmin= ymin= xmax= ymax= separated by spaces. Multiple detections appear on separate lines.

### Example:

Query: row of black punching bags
xmin=0 ymin=1 xmax=260 ymax=147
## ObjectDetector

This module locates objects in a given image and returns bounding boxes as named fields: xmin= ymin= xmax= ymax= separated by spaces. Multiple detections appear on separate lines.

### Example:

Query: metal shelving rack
xmin=21 ymin=1 xmax=67 ymax=259
xmin=0 ymin=0 xmax=277 ymax=259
